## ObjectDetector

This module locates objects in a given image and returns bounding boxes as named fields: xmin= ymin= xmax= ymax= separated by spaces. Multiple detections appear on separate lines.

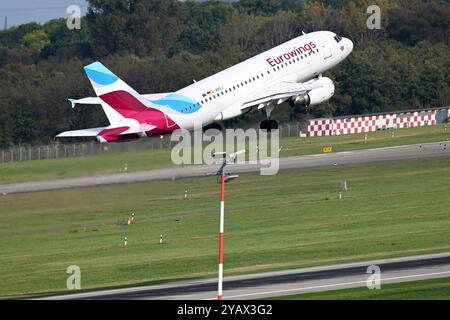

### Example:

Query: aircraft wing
xmin=241 ymin=80 xmax=326 ymax=108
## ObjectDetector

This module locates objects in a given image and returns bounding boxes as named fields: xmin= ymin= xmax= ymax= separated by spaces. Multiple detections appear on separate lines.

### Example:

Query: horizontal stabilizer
xmin=56 ymin=127 xmax=107 ymax=138
xmin=68 ymin=97 xmax=102 ymax=108
xmin=56 ymin=123 xmax=157 ymax=141
xmin=68 ymin=97 xmax=123 ymax=124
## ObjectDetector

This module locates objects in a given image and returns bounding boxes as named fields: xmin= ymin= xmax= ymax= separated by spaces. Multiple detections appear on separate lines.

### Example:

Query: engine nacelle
xmin=214 ymin=103 xmax=243 ymax=121
xmin=293 ymin=77 xmax=335 ymax=107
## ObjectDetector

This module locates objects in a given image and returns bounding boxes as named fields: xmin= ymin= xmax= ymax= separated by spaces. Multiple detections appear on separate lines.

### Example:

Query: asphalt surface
xmin=41 ymin=252 xmax=450 ymax=300
xmin=2 ymin=141 xmax=450 ymax=194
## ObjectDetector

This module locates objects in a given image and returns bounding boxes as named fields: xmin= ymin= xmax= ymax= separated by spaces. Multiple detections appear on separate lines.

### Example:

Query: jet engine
xmin=293 ymin=77 xmax=335 ymax=107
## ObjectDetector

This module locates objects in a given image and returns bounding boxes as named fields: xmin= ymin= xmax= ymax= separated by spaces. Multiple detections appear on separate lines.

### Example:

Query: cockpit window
xmin=334 ymin=35 xmax=343 ymax=43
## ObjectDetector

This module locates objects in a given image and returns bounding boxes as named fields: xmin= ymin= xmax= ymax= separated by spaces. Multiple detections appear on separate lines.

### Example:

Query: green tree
xmin=179 ymin=0 xmax=235 ymax=52
xmin=87 ymin=0 xmax=185 ymax=56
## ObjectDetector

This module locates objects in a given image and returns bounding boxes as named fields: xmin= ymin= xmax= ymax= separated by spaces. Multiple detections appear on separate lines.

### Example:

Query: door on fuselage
xmin=322 ymin=42 xmax=332 ymax=59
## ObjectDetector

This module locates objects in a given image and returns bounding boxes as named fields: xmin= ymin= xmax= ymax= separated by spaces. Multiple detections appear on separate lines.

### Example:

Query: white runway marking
xmin=215 ymin=270 xmax=450 ymax=300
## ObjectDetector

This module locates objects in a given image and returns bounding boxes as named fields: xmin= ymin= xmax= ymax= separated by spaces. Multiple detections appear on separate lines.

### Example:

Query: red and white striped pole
xmin=218 ymin=174 xmax=225 ymax=300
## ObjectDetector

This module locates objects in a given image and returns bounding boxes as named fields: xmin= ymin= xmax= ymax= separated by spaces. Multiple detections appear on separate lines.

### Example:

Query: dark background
xmin=0 ymin=0 xmax=448 ymax=146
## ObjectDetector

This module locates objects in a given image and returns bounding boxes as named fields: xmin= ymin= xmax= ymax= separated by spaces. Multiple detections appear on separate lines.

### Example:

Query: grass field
xmin=0 ymin=124 xmax=449 ymax=185
xmin=272 ymin=277 xmax=450 ymax=300
xmin=1 ymin=155 xmax=450 ymax=298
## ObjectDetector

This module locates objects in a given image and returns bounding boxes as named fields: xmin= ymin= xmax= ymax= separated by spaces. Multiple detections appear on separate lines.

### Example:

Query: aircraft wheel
xmin=260 ymin=120 xmax=268 ymax=130
xmin=203 ymin=123 xmax=222 ymax=134
xmin=269 ymin=120 xmax=279 ymax=130
xmin=260 ymin=120 xmax=278 ymax=131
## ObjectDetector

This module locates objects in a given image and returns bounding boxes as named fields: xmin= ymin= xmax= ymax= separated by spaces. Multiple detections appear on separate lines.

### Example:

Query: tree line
xmin=0 ymin=0 xmax=448 ymax=147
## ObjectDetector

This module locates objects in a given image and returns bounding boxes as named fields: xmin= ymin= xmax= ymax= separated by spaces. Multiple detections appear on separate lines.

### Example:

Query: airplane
xmin=56 ymin=31 xmax=353 ymax=143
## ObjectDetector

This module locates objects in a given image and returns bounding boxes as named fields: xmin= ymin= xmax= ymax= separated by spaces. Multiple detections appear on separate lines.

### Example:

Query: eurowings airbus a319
xmin=57 ymin=31 xmax=353 ymax=142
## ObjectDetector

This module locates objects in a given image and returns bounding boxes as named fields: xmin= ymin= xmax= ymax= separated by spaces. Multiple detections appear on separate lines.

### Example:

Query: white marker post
xmin=124 ymin=237 xmax=128 ymax=247
xmin=212 ymin=150 xmax=245 ymax=300
xmin=218 ymin=172 xmax=225 ymax=300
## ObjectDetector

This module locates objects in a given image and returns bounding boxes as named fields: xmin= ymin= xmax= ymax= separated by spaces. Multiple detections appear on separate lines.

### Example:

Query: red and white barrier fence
xmin=307 ymin=108 xmax=449 ymax=137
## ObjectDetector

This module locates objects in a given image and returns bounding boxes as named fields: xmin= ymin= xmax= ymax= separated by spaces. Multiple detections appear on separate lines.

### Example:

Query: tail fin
xmin=83 ymin=61 xmax=148 ymax=117
xmin=84 ymin=61 xmax=137 ymax=96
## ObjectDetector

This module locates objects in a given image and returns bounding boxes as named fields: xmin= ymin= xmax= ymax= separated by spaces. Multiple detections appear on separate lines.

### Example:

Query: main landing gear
xmin=260 ymin=119 xmax=279 ymax=131
xmin=259 ymin=103 xmax=278 ymax=132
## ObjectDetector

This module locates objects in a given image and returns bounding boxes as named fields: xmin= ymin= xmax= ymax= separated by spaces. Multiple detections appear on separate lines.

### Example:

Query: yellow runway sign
xmin=323 ymin=146 xmax=333 ymax=153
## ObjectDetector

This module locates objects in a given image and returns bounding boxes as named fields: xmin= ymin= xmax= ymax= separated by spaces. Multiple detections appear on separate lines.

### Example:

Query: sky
xmin=0 ymin=0 xmax=89 ymax=28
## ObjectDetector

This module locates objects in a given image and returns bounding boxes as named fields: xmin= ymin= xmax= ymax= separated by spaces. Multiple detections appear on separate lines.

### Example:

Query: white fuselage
xmin=163 ymin=31 xmax=353 ymax=129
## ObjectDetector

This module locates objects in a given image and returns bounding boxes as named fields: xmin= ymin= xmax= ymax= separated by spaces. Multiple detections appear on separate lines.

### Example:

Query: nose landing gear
xmin=203 ymin=122 xmax=223 ymax=133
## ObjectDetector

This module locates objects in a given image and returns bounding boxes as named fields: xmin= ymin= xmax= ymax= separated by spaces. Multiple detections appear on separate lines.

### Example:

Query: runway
xmin=41 ymin=252 xmax=450 ymax=300
xmin=1 ymin=141 xmax=449 ymax=195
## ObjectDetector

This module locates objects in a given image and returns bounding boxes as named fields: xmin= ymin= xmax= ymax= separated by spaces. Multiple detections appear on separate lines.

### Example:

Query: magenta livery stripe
xmin=100 ymin=90 xmax=155 ymax=116
xmin=99 ymin=90 xmax=180 ymax=137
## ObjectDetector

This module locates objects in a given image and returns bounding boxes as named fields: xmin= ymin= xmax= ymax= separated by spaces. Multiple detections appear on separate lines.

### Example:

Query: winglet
xmin=68 ymin=98 xmax=76 ymax=109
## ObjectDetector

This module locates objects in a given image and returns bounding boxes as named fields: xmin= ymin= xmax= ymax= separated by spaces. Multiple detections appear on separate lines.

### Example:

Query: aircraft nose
xmin=346 ymin=38 xmax=354 ymax=53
